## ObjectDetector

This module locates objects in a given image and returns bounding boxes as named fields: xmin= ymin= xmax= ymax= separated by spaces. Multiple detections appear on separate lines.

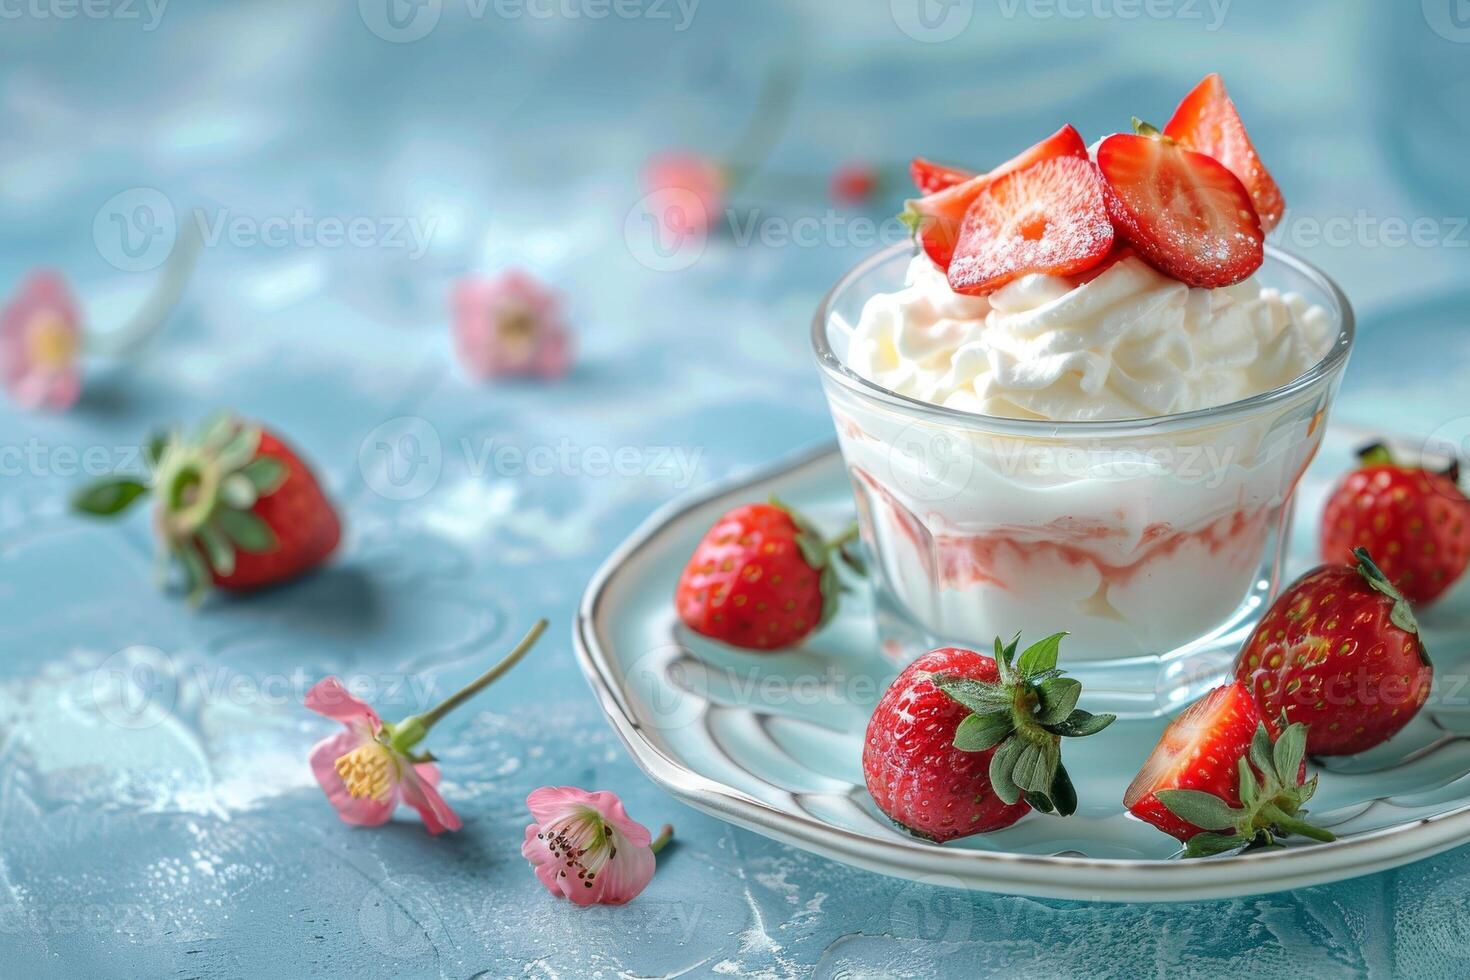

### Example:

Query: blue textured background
xmin=2 ymin=1 xmax=1470 ymax=976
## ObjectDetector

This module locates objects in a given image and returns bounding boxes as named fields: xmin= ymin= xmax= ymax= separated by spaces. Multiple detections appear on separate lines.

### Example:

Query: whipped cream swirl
xmin=846 ymin=254 xmax=1336 ymax=421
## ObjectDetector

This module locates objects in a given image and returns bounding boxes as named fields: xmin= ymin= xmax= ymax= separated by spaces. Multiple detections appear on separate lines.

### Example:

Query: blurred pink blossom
xmin=452 ymin=270 xmax=572 ymax=381
xmin=642 ymin=152 xmax=726 ymax=237
xmin=522 ymin=786 xmax=672 ymax=906
xmin=1 ymin=271 xmax=82 ymax=411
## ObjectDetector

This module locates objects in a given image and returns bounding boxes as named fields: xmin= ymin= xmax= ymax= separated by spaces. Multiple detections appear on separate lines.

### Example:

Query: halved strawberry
xmin=1165 ymin=74 xmax=1285 ymax=232
xmin=902 ymin=125 xmax=1089 ymax=270
xmin=909 ymin=158 xmax=975 ymax=195
xmin=1097 ymin=125 xmax=1264 ymax=288
xmin=948 ymin=157 xmax=1114 ymax=295
xmin=1124 ymin=681 xmax=1332 ymax=857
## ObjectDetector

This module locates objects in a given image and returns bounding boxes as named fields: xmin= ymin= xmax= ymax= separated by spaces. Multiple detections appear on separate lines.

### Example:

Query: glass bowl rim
xmin=810 ymin=243 xmax=1355 ymax=436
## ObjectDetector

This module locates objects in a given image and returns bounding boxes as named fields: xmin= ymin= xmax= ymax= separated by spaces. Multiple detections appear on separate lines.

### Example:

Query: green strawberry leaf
xmin=240 ymin=456 xmax=288 ymax=495
xmin=73 ymin=478 xmax=150 ymax=517
xmin=952 ymin=711 xmax=1014 ymax=752
xmin=1024 ymin=790 xmax=1055 ymax=814
xmin=935 ymin=677 xmax=1013 ymax=715
xmin=1016 ymin=632 xmax=1067 ymax=679
xmin=196 ymin=523 xmax=236 ymax=577
xmin=1034 ymin=677 xmax=1082 ymax=726
xmin=1238 ymin=756 xmax=1258 ymax=807
xmin=1050 ymin=762 xmax=1078 ymax=817
xmin=216 ymin=508 xmax=277 ymax=554
xmin=1272 ymin=722 xmax=1308 ymax=788
xmin=1249 ymin=724 xmax=1276 ymax=785
xmin=1044 ymin=708 xmax=1114 ymax=738
xmin=988 ymin=736 xmax=1024 ymax=806
xmin=1182 ymin=832 xmax=1250 ymax=859
xmin=1154 ymin=789 xmax=1244 ymax=832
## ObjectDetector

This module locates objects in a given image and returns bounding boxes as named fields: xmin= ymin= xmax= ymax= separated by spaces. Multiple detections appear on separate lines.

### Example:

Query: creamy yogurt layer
xmin=847 ymin=253 xmax=1335 ymax=422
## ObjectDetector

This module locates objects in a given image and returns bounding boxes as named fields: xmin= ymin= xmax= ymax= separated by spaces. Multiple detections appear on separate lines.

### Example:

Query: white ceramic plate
xmin=574 ymin=428 xmax=1470 ymax=901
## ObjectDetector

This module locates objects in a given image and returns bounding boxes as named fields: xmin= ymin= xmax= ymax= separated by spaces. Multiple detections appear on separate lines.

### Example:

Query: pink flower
xmin=641 ymin=152 xmax=726 ymax=237
xmin=452 ymin=270 xmax=573 ymax=381
xmin=522 ymin=786 xmax=672 ymax=906
xmin=305 ymin=677 xmax=462 ymax=835
xmin=1 ymin=271 xmax=82 ymax=411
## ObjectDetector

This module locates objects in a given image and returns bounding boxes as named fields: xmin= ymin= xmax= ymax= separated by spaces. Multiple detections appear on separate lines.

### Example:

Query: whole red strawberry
xmin=1234 ymin=548 xmax=1431 ymax=756
xmin=1321 ymin=443 xmax=1470 ymax=606
xmin=1125 ymin=681 xmax=1333 ymax=856
xmin=863 ymin=635 xmax=1113 ymax=842
xmin=74 ymin=412 xmax=341 ymax=603
xmin=675 ymin=500 xmax=859 ymax=651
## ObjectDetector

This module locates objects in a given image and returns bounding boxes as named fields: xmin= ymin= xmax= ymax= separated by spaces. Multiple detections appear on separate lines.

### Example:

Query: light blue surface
xmin=1 ymin=1 xmax=1469 ymax=976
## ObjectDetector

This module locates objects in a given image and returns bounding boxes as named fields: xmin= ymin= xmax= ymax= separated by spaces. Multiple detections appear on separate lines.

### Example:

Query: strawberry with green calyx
xmin=1153 ymin=722 xmax=1334 ymax=858
xmin=1321 ymin=441 xmax=1470 ymax=606
xmin=73 ymin=412 xmax=341 ymax=604
xmin=862 ymin=633 xmax=1115 ymax=842
xmin=675 ymin=497 xmax=863 ymax=651
xmin=933 ymin=633 xmax=1116 ymax=816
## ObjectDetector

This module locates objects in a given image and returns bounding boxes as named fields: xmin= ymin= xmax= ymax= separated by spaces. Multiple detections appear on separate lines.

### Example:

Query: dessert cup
xmin=812 ymin=244 xmax=1354 ymax=717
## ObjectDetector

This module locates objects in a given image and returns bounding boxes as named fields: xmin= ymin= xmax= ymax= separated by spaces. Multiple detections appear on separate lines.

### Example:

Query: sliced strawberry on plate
xmin=902 ymin=124 xmax=1089 ymax=270
xmin=1165 ymin=73 xmax=1285 ymax=232
xmin=909 ymin=157 xmax=975 ymax=195
xmin=1124 ymin=681 xmax=1332 ymax=857
xmin=947 ymin=156 xmax=1114 ymax=295
xmin=1097 ymin=124 xmax=1264 ymax=288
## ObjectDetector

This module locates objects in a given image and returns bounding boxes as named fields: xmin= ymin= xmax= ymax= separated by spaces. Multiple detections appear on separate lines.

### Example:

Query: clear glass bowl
xmin=812 ymin=245 xmax=1355 ymax=717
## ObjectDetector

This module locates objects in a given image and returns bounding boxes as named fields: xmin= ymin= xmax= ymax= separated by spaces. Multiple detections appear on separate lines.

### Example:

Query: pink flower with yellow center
xmin=452 ymin=270 xmax=572 ymax=381
xmin=1 ymin=271 xmax=82 ymax=411
xmin=522 ymin=786 xmax=672 ymax=906
xmin=306 ymin=620 xmax=547 ymax=835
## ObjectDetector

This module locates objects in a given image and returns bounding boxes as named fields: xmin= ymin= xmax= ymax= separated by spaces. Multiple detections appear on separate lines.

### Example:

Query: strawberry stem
xmin=650 ymin=824 xmax=675 ymax=855
xmin=395 ymin=619 xmax=548 ymax=749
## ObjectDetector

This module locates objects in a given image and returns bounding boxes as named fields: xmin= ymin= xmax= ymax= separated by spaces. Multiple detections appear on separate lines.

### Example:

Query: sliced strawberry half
xmin=909 ymin=158 xmax=975 ymax=195
xmin=1124 ymin=681 xmax=1330 ymax=857
xmin=903 ymin=124 xmax=1089 ymax=270
xmin=947 ymin=156 xmax=1114 ymax=295
xmin=1165 ymin=74 xmax=1284 ymax=232
xmin=1097 ymin=127 xmax=1264 ymax=288
xmin=1123 ymin=682 xmax=1261 ymax=842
